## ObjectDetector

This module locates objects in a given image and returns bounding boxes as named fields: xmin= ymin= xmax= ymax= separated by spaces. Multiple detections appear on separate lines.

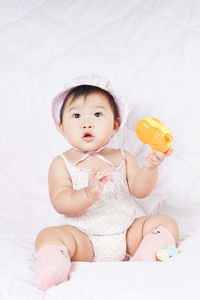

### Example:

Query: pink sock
xmin=34 ymin=245 xmax=71 ymax=291
xmin=130 ymin=225 xmax=176 ymax=261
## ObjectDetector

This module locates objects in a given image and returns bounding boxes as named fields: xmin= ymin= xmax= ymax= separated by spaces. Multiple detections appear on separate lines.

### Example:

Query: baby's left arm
xmin=125 ymin=148 xmax=172 ymax=199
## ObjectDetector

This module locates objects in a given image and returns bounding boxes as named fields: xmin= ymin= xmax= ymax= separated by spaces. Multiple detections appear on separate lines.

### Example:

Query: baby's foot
xmin=34 ymin=245 xmax=71 ymax=291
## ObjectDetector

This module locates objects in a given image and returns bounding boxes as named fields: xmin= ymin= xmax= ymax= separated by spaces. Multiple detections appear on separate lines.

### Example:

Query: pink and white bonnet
xmin=52 ymin=74 xmax=129 ymax=128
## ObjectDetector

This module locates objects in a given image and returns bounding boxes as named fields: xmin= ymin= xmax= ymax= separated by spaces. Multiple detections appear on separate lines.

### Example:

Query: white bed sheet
xmin=0 ymin=0 xmax=200 ymax=299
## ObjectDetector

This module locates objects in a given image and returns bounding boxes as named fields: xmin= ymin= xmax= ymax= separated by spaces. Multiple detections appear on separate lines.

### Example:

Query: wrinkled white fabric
xmin=1 ymin=0 xmax=200 ymax=298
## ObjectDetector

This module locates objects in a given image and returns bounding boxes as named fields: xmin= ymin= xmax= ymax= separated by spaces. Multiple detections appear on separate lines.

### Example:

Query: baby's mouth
xmin=82 ymin=132 xmax=95 ymax=142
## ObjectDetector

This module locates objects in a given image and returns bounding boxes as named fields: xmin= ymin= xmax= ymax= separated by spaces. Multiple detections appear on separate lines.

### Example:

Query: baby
xmin=34 ymin=75 xmax=179 ymax=291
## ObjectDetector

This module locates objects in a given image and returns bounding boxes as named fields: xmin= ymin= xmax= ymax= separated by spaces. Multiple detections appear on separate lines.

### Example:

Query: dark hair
xmin=59 ymin=85 xmax=119 ymax=123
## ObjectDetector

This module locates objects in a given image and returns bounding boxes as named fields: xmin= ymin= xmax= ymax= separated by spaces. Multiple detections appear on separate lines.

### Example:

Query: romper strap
xmin=119 ymin=148 xmax=125 ymax=159
xmin=72 ymin=147 xmax=114 ymax=167
xmin=59 ymin=154 xmax=70 ymax=169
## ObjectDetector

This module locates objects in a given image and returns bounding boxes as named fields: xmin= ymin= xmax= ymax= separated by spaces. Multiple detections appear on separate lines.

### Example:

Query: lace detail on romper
xmin=59 ymin=149 xmax=145 ymax=236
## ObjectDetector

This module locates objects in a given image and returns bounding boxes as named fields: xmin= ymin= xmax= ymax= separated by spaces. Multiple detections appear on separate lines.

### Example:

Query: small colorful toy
xmin=136 ymin=118 xmax=173 ymax=153
xmin=156 ymin=245 xmax=178 ymax=262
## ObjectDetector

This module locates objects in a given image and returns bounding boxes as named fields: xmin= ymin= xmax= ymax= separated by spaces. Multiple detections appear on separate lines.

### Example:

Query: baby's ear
xmin=58 ymin=122 xmax=64 ymax=135
xmin=113 ymin=117 xmax=121 ymax=134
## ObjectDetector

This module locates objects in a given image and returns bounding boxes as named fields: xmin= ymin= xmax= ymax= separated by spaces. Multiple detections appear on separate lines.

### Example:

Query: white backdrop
xmin=0 ymin=1 xmax=200 ymax=299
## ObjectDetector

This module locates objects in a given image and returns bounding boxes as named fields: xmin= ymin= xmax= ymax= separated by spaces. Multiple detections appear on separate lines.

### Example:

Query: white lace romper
xmin=59 ymin=149 xmax=145 ymax=262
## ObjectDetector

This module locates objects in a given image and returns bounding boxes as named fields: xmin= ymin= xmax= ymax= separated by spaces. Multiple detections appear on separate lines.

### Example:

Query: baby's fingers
xmin=89 ymin=168 xmax=99 ymax=181
xmin=100 ymin=174 xmax=112 ymax=183
xmin=89 ymin=168 xmax=112 ymax=184
xmin=151 ymin=151 xmax=165 ymax=161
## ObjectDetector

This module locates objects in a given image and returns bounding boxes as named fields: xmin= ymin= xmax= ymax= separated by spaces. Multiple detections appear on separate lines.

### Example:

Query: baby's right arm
xmin=48 ymin=157 xmax=110 ymax=216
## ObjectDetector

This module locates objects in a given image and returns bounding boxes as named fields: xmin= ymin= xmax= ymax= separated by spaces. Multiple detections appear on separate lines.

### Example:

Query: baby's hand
xmin=86 ymin=168 xmax=112 ymax=202
xmin=143 ymin=148 xmax=173 ymax=170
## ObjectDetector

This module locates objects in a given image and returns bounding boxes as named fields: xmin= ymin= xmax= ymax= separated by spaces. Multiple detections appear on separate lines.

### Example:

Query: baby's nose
xmin=82 ymin=121 xmax=93 ymax=129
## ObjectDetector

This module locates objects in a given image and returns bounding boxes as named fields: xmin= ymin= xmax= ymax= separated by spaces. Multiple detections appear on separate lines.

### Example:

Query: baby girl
xmin=34 ymin=74 xmax=179 ymax=291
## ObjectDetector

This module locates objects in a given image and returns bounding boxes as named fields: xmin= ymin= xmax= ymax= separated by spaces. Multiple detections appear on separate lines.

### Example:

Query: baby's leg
xmin=34 ymin=225 xmax=94 ymax=290
xmin=126 ymin=214 xmax=179 ymax=261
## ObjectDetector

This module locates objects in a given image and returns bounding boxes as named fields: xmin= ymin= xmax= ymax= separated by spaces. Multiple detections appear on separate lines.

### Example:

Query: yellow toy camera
xmin=136 ymin=118 xmax=173 ymax=154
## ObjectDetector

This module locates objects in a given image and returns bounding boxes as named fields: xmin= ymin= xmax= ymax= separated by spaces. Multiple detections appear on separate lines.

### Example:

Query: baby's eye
xmin=72 ymin=113 xmax=81 ymax=119
xmin=94 ymin=112 xmax=102 ymax=117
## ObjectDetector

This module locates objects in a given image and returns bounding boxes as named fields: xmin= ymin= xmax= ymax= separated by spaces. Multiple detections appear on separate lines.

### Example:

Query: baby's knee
xmin=35 ymin=226 xmax=76 ymax=257
xmin=35 ymin=226 xmax=58 ymax=250
xmin=145 ymin=214 xmax=179 ymax=242
xmin=36 ymin=226 xmax=57 ymax=240
xmin=162 ymin=215 xmax=179 ymax=241
xmin=158 ymin=214 xmax=178 ymax=233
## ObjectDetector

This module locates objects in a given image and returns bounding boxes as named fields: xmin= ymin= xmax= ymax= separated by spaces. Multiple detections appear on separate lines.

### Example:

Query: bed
xmin=0 ymin=0 xmax=200 ymax=299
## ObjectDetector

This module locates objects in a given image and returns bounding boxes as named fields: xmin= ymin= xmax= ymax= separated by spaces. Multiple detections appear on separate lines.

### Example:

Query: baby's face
xmin=59 ymin=92 xmax=120 ymax=152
